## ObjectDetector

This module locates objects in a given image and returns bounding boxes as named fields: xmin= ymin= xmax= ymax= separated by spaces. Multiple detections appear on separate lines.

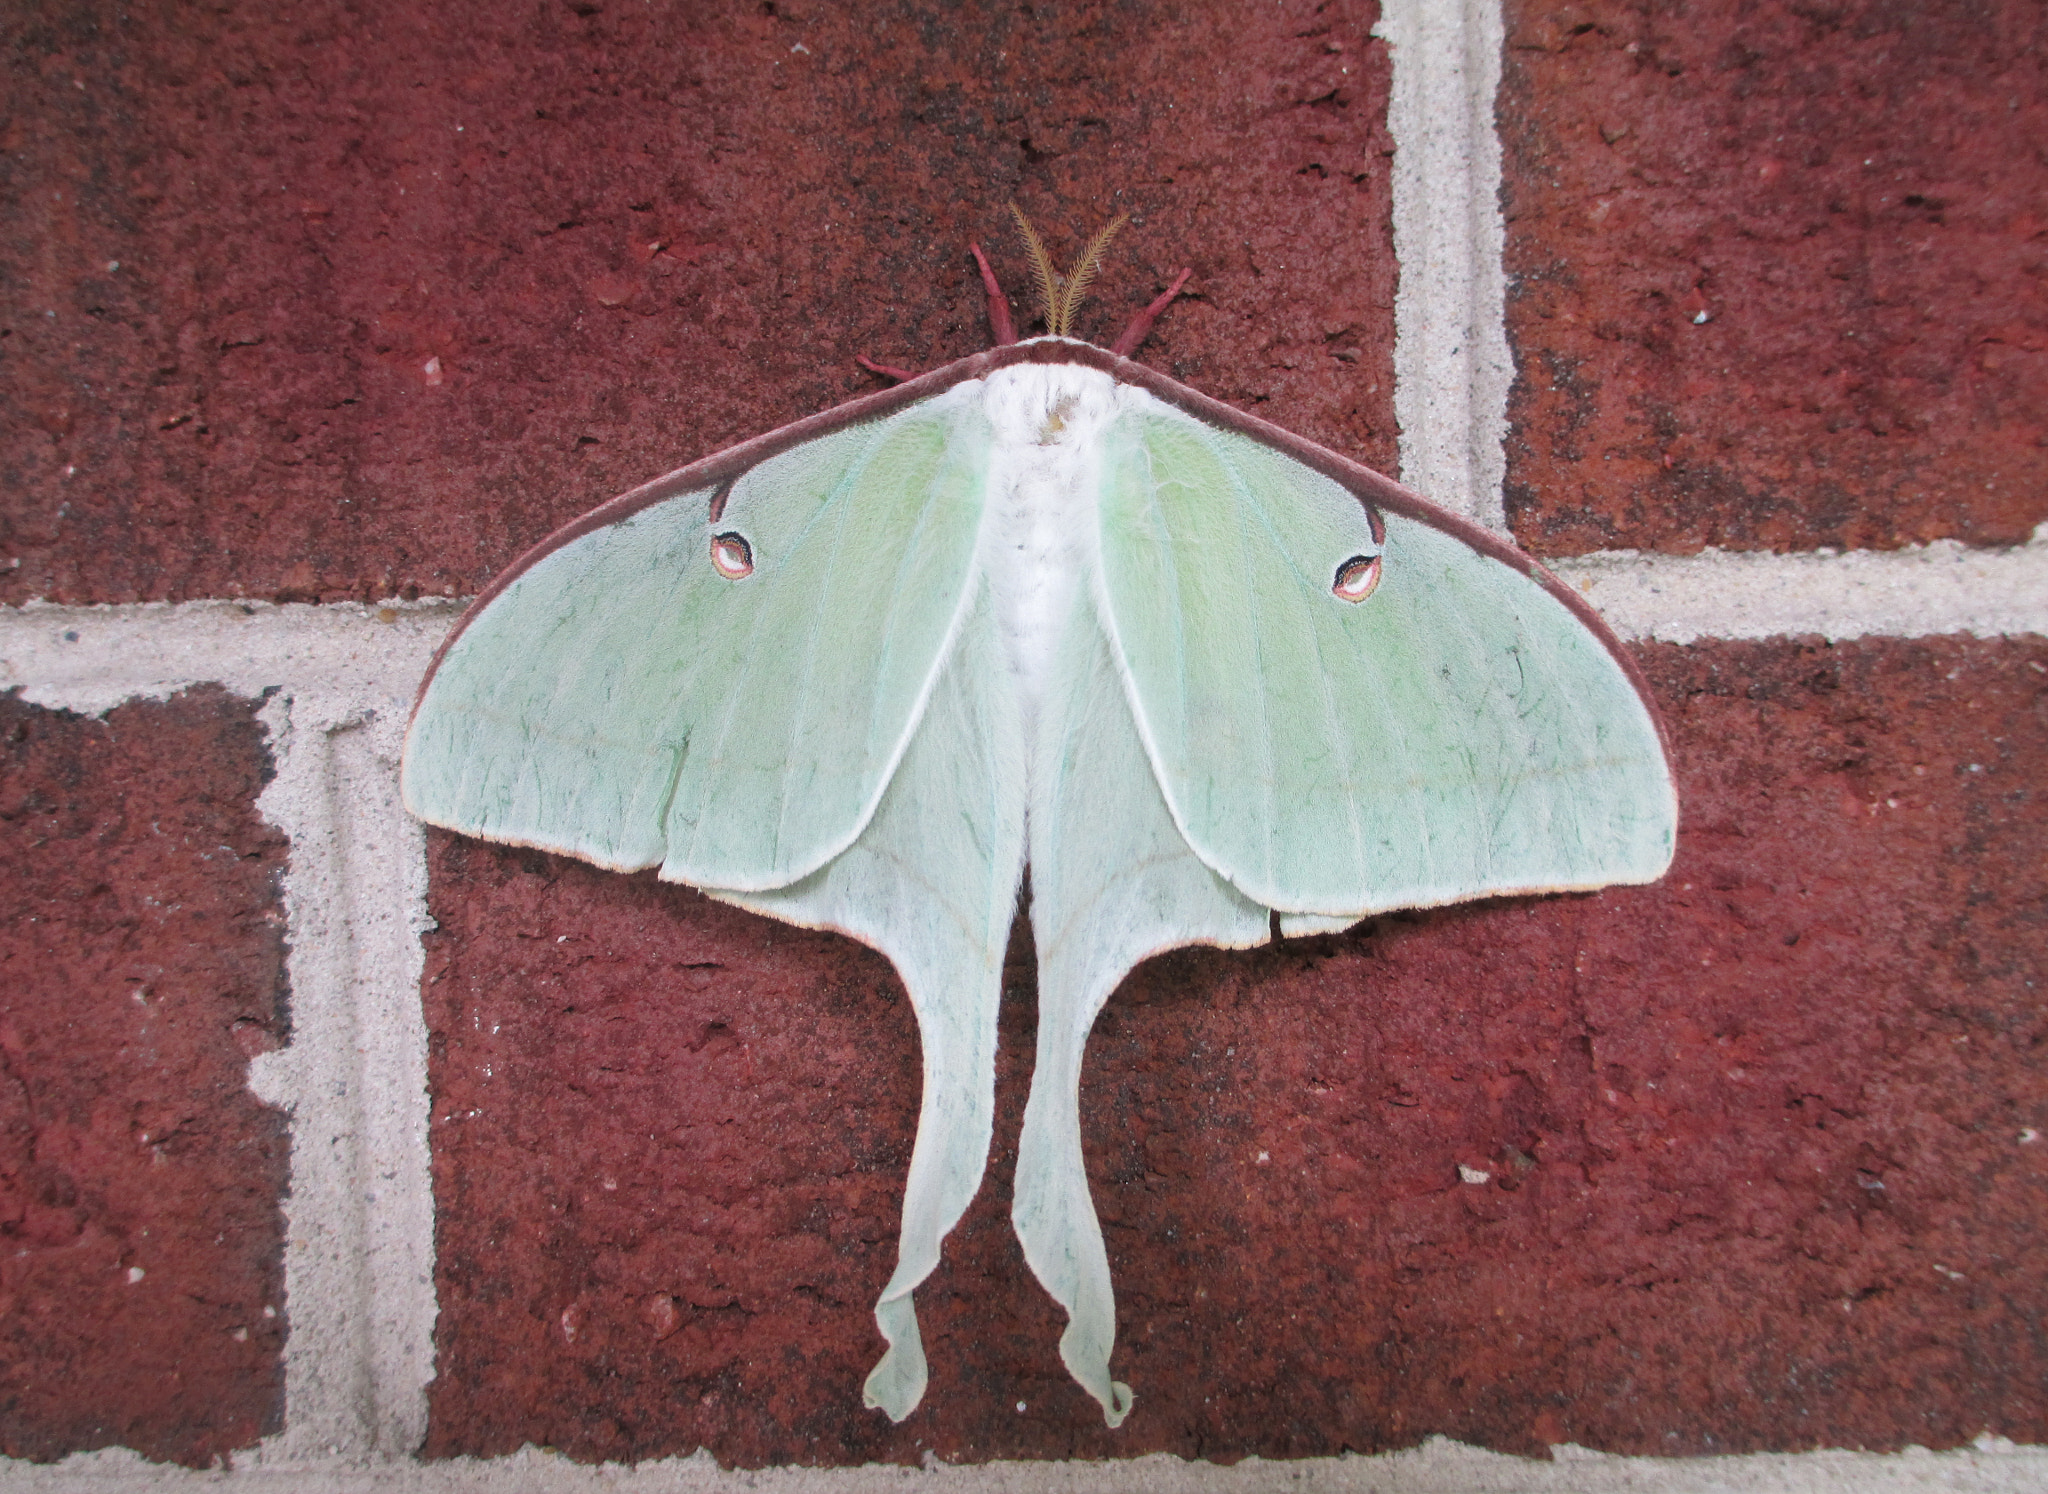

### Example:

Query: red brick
xmin=0 ymin=688 xmax=290 ymax=1466
xmin=0 ymin=0 xmax=1395 ymax=606
xmin=421 ymin=636 xmax=2048 ymax=1461
xmin=1499 ymin=0 xmax=2048 ymax=555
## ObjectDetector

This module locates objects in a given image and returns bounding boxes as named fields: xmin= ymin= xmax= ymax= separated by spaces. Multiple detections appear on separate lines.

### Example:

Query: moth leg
xmin=1108 ymin=268 xmax=1193 ymax=358
xmin=856 ymin=353 xmax=921 ymax=382
xmin=969 ymin=241 xmax=1019 ymax=346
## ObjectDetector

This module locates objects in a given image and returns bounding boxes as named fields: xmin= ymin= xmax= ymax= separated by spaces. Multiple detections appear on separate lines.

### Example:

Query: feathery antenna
xmin=1010 ymin=206 xmax=1133 ymax=337
xmin=1054 ymin=215 xmax=1128 ymax=335
xmin=1010 ymin=205 xmax=1061 ymax=335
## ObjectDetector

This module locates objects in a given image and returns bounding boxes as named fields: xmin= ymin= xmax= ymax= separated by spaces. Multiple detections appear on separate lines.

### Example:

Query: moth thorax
xmin=978 ymin=363 xmax=1120 ymax=734
xmin=981 ymin=358 xmax=1119 ymax=450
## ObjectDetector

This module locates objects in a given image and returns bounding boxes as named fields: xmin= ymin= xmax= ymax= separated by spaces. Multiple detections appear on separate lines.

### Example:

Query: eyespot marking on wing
xmin=1332 ymin=553 xmax=1381 ymax=604
xmin=710 ymin=531 xmax=755 ymax=579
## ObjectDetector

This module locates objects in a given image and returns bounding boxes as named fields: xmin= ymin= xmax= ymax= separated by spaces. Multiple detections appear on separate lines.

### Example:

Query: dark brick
xmin=0 ymin=0 xmax=1395 ymax=605
xmin=0 ymin=687 xmax=291 ymax=1466
xmin=1499 ymin=0 xmax=2048 ymax=555
xmin=421 ymin=637 xmax=2048 ymax=1461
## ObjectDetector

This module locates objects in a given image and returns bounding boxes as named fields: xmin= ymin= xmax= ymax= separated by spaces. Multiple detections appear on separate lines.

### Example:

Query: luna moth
xmin=401 ymin=214 xmax=1677 ymax=1428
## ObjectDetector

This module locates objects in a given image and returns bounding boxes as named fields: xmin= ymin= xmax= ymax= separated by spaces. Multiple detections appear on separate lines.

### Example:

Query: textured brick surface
xmin=1 ymin=0 xmax=1394 ymax=606
xmin=422 ymin=636 xmax=2047 ymax=1463
xmin=1499 ymin=0 xmax=2048 ymax=556
xmin=0 ymin=688 xmax=290 ymax=1466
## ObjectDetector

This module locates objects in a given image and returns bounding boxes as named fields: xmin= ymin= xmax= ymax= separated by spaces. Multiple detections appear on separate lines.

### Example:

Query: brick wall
xmin=2 ymin=0 xmax=2043 ymax=1486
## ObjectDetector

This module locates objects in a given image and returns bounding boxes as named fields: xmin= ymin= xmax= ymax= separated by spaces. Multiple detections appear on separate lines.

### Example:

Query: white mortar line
xmin=1 ymin=600 xmax=452 ymax=1464
xmin=1374 ymin=0 xmax=1513 ymax=533
xmin=244 ymin=701 xmax=437 ymax=1462
xmin=0 ymin=598 xmax=460 ymax=719
xmin=5 ymin=1434 xmax=2046 ymax=1493
xmin=1552 ymin=531 xmax=2048 ymax=643
xmin=1 ymin=537 xmax=2039 ymax=704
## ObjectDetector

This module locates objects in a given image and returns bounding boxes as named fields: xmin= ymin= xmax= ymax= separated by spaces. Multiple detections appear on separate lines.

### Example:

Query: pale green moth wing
xmin=1094 ymin=389 xmax=1677 ymax=920
xmin=1003 ymin=365 xmax=1676 ymax=1428
xmin=716 ymin=577 xmax=1027 ymax=1421
xmin=402 ymin=381 xmax=994 ymax=891
xmin=1012 ymin=579 xmax=1269 ymax=1428
xmin=403 ymin=370 xmax=1020 ymax=1425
